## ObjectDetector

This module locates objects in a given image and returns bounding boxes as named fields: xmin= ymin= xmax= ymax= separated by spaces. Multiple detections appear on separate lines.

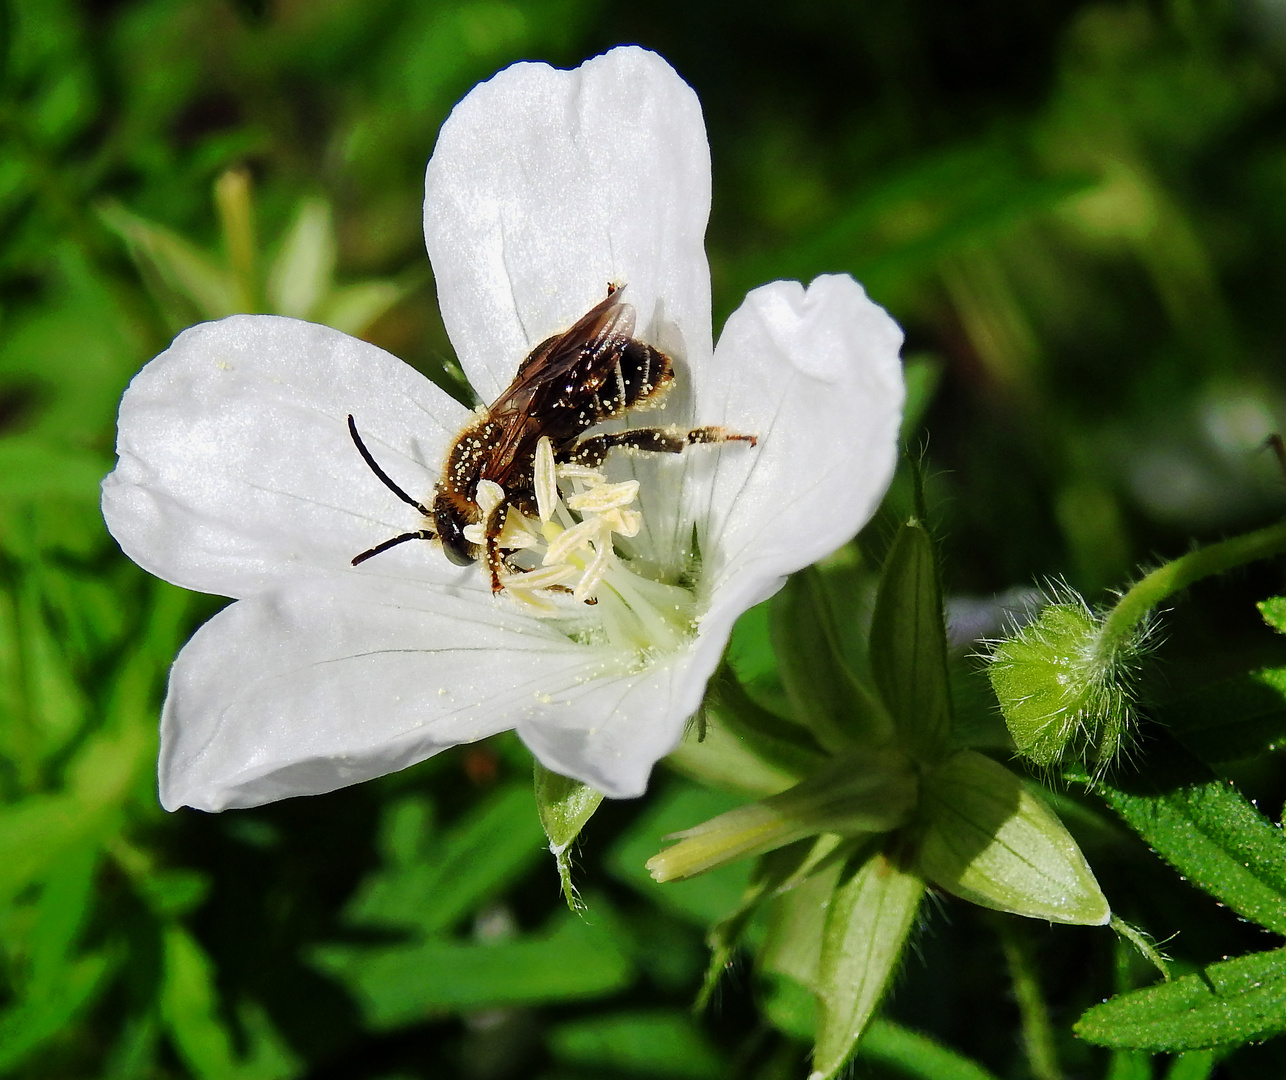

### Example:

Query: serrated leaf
xmin=811 ymin=846 xmax=925 ymax=1080
xmin=1075 ymin=947 xmax=1286 ymax=1051
xmin=870 ymin=519 xmax=951 ymax=763
xmin=1100 ymin=743 xmax=1286 ymax=936
xmin=917 ymin=750 xmax=1109 ymax=925
xmin=311 ymin=911 xmax=632 ymax=1026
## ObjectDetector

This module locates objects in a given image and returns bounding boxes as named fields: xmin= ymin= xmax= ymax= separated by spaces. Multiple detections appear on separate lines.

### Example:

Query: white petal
xmin=516 ymin=647 xmax=705 ymax=800
xmin=101 ymin=315 xmax=474 ymax=599
xmin=423 ymin=46 xmax=712 ymax=404
xmin=159 ymin=575 xmax=622 ymax=811
xmin=693 ymin=275 xmax=905 ymax=622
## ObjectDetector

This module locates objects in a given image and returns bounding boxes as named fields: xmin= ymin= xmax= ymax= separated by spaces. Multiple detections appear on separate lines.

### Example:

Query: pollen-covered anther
xmin=534 ymin=436 xmax=559 ymax=523
xmin=566 ymin=479 xmax=640 ymax=514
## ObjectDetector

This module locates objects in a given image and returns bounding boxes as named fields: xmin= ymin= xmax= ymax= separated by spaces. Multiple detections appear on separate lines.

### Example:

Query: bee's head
xmin=432 ymin=492 xmax=477 ymax=567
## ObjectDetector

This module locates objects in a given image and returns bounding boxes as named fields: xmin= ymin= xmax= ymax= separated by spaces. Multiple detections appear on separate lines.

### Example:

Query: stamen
xmin=567 ymin=479 xmax=640 ymax=513
xmin=479 ymin=448 xmax=698 ymax=659
xmin=534 ymin=437 xmax=558 ymax=523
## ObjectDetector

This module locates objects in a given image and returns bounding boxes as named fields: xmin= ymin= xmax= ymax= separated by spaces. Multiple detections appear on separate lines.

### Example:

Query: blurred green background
xmin=2 ymin=0 xmax=1285 ymax=1077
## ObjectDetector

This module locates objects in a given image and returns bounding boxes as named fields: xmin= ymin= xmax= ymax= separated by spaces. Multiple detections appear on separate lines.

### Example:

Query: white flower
xmin=100 ymin=46 xmax=905 ymax=812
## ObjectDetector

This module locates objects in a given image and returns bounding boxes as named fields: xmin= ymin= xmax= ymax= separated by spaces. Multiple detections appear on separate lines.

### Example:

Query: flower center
xmin=467 ymin=437 xmax=697 ymax=657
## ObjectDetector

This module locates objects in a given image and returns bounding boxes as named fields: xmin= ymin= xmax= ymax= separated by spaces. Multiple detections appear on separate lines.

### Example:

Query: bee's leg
xmin=484 ymin=502 xmax=508 ymax=593
xmin=565 ymin=426 xmax=757 ymax=467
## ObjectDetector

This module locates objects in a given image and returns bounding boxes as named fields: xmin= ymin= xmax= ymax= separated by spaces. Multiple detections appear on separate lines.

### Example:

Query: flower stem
xmin=1099 ymin=518 xmax=1286 ymax=652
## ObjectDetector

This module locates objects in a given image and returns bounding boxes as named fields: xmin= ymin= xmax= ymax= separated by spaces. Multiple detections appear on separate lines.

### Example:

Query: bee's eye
xmin=434 ymin=504 xmax=476 ymax=566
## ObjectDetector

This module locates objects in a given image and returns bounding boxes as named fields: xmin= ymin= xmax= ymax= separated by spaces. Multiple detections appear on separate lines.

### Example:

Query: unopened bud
xmin=987 ymin=595 xmax=1145 ymax=775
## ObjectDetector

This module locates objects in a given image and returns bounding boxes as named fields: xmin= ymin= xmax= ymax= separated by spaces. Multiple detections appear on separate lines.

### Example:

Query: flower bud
xmin=987 ymin=596 xmax=1142 ymax=774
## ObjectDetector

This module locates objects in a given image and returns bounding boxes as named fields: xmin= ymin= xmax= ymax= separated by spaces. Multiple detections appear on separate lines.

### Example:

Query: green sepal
xmin=666 ymin=663 xmax=825 ymax=799
xmin=1075 ymin=946 xmax=1286 ymax=1051
xmin=697 ymin=834 xmax=845 ymax=1012
xmin=916 ymin=750 xmax=1110 ymax=925
xmin=534 ymin=762 xmax=604 ymax=911
xmin=869 ymin=518 xmax=951 ymax=764
xmin=771 ymin=566 xmax=891 ymax=751
xmin=647 ymin=748 xmax=917 ymax=882
xmin=811 ymin=843 xmax=926 ymax=1080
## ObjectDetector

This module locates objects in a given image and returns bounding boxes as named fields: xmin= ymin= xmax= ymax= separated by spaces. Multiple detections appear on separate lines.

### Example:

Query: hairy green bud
xmin=987 ymin=595 xmax=1145 ymax=775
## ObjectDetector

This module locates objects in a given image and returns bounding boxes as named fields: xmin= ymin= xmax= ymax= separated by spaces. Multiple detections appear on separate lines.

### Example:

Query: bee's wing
xmin=489 ymin=289 xmax=634 ymax=417
xmin=482 ymin=291 xmax=636 ymax=481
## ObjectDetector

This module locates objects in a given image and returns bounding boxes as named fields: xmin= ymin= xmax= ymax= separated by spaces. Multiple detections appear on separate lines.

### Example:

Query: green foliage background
xmin=1 ymin=0 xmax=1285 ymax=1077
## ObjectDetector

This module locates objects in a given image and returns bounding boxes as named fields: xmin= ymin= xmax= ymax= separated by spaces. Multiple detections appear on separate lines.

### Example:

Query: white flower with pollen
xmin=100 ymin=46 xmax=905 ymax=812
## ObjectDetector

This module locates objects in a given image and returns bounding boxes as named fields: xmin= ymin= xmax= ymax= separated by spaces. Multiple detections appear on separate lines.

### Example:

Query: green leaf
xmin=311 ymin=911 xmax=633 ymax=1026
xmin=1160 ymin=668 xmax=1286 ymax=764
xmin=344 ymin=782 xmax=544 ymax=935
xmin=319 ymin=280 xmax=409 ymax=336
xmin=917 ymin=750 xmax=1110 ymax=925
xmin=23 ymin=844 xmax=98 ymax=999
xmin=0 ymin=437 xmax=109 ymax=501
xmin=900 ymin=355 xmax=943 ymax=443
xmin=1106 ymin=1050 xmax=1153 ymax=1080
xmin=161 ymin=926 xmax=301 ymax=1080
xmin=547 ymin=1009 xmax=724 ymax=1079
xmin=869 ymin=518 xmax=951 ymax=763
xmin=1258 ymin=596 xmax=1286 ymax=633
xmin=0 ymin=952 xmax=115 ymax=1073
xmin=1165 ymin=1050 xmax=1218 ymax=1080
xmin=0 ymin=712 xmax=149 ymax=906
xmin=266 ymin=198 xmax=335 ymax=320
xmin=771 ymin=567 xmax=890 ymax=750
xmin=534 ymin=761 xmax=603 ymax=909
xmin=857 ymin=1019 xmax=1004 ymax=1080
xmin=1099 ymin=743 xmax=1286 ymax=936
xmin=99 ymin=201 xmax=241 ymax=322
xmin=811 ymin=845 xmax=925 ymax=1080
xmin=1075 ymin=947 xmax=1286 ymax=1051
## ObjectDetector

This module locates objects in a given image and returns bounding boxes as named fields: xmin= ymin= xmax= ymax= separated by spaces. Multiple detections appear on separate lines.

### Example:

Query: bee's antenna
xmin=352 ymin=530 xmax=436 ymax=566
xmin=348 ymin=415 xmax=431 ymax=516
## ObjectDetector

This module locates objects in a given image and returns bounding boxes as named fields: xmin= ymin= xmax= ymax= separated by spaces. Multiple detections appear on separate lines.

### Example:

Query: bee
xmin=348 ymin=285 xmax=756 ymax=593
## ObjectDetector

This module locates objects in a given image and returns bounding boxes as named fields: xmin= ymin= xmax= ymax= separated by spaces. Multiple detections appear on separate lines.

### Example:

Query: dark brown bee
xmin=349 ymin=285 xmax=756 ymax=593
